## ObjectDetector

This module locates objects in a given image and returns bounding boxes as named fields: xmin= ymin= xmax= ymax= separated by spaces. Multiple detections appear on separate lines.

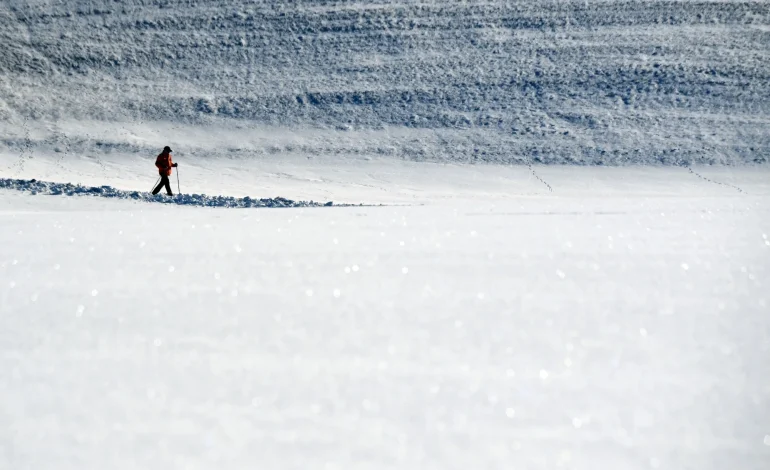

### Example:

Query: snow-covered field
xmin=2 ymin=0 xmax=770 ymax=468
xmin=2 ymin=156 xmax=770 ymax=469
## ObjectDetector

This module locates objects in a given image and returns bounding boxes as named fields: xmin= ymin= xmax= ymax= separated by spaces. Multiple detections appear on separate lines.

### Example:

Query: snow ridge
xmin=0 ymin=178 xmax=340 ymax=208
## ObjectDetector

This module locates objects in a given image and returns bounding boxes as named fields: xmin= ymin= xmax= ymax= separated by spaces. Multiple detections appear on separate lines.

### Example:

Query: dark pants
xmin=152 ymin=174 xmax=173 ymax=195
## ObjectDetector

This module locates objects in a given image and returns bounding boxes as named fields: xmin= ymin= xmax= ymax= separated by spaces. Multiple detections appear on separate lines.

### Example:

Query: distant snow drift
xmin=1 ymin=1 xmax=769 ymax=164
xmin=0 ymin=178 xmax=338 ymax=208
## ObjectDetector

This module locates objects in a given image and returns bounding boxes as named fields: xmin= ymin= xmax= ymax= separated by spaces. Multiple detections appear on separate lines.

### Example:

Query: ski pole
xmin=150 ymin=176 xmax=160 ymax=193
xmin=176 ymin=167 xmax=181 ymax=195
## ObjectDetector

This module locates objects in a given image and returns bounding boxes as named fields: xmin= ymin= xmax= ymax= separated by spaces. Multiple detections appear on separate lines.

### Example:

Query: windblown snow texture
xmin=0 ymin=178 xmax=336 ymax=208
xmin=1 ymin=1 xmax=769 ymax=164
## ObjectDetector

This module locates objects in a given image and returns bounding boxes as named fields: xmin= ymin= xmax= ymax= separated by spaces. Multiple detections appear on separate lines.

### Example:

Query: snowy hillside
xmin=1 ymin=0 xmax=769 ymax=165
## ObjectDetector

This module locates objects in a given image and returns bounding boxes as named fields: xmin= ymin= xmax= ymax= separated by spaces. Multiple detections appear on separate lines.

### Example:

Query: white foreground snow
xmin=1 ymin=157 xmax=769 ymax=469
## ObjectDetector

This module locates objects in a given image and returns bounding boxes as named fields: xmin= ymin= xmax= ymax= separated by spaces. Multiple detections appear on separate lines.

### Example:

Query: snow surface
xmin=2 ymin=0 xmax=770 ymax=468
xmin=1 ymin=0 xmax=769 ymax=164
xmin=0 ymin=178 xmax=339 ymax=208
xmin=2 ymin=158 xmax=770 ymax=469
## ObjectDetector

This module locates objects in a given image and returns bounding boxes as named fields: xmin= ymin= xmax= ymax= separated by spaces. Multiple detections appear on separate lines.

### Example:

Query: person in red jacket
xmin=152 ymin=146 xmax=178 ymax=195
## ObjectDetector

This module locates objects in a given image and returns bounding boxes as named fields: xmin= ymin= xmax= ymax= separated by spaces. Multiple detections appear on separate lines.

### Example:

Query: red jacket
xmin=155 ymin=152 xmax=174 ymax=176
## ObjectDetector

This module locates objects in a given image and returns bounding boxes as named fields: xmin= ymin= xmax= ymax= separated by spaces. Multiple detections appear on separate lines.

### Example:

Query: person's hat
xmin=163 ymin=146 xmax=172 ymax=153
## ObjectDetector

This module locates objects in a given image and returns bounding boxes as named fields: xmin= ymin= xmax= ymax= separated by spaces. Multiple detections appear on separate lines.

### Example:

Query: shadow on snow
xmin=0 ymin=178 xmax=347 ymax=208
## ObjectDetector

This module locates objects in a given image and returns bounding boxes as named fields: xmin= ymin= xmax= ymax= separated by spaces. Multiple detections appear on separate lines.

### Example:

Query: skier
xmin=152 ymin=146 xmax=178 ymax=196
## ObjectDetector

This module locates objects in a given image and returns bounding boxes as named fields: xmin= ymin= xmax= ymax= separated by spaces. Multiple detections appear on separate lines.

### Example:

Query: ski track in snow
xmin=527 ymin=163 xmax=554 ymax=192
xmin=0 ymin=178 xmax=350 ymax=208
xmin=687 ymin=166 xmax=745 ymax=194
